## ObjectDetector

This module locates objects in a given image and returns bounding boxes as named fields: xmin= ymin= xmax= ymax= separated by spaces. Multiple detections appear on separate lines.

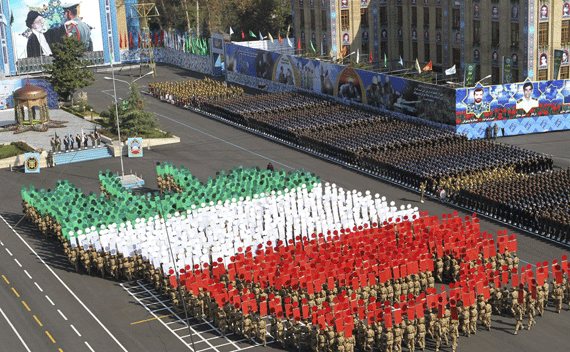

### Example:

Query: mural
xmin=225 ymin=43 xmax=457 ymax=126
xmin=456 ymin=79 xmax=570 ymax=125
xmin=10 ymin=0 xmax=104 ymax=60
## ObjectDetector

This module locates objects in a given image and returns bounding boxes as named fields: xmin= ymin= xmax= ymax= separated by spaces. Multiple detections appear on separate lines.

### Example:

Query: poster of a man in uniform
xmin=13 ymin=1 xmax=101 ymax=59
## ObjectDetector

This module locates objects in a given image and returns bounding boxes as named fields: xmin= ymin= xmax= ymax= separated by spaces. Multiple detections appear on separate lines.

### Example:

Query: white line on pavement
xmin=45 ymin=295 xmax=55 ymax=306
xmin=14 ymin=258 xmax=22 ymax=267
xmin=71 ymin=324 xmax=81 ymax=337
xmin=0 ymin=215 xmax=128 ymax=352
xmin=24 ymin=270 xmax=32 ymax=279
xmin=0 ymin=307 xmax=32 ymax=352
xmin=34 ymin=282 xmax=43 ymax=292
xmin=5 ymin=248 xmax=12 ymax=256
xmin=58 ymin=309 xmax=68 ymax=321
xmin=85 ymin=341 xmax=95 ymax=352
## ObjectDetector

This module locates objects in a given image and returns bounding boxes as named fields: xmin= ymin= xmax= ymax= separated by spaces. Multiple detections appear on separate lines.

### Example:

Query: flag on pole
xmin=423 ymin=61 xmax=433 ymax=71
xmin=297 ymin=38 xmax=301 ymax=51
xmin=384 ymin=54 xmax=387 ymax=67
xmin=415 ymin=59 xmax=421 ymax=73
xmin=445 ymin=64 xmax=456 ymax=75
xmin=241 ymin=29 xmax=245 ymax=39
xmin=258 ymin=31 xmax=263 ymax=40
xmin=268 ymin=32 xmax=274 ymax=42
xmin=249 ymin=30 xmax=256 ymax=38
xmin=287 ymin=36 xmax=292 ymax=47
xmin=310 ymin=40 xmax=316 ymax=53
xmin=399 ymin=56 xmax=403 ymax=66
xmin=230 ymin=27 xmax=234 ymax=35
xmin=356 ymin=49 xmax=360 ymax=63
xmin=278 ymin=33 xmax=283 ymax=45
xmin=369 ymin=51 xmax=373 ymax=63
xmin=321 ymin=41 xmax=324 ymax=56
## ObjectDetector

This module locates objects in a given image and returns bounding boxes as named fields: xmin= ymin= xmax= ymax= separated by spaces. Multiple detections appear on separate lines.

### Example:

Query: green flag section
xmin=464 ymin=63 xmax=477 ymax=87
xmin=21 ymin=164 xmax=321 ymax=241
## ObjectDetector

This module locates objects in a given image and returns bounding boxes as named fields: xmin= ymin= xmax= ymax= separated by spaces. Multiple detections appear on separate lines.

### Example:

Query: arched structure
xmin=13 ymin=80 xmax=49 ymax=125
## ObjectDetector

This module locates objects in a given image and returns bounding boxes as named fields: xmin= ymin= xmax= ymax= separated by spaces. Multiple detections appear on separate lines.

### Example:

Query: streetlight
xmin=104 ymin=70 xmax=154 ymax=178
xmin=475 ymin=74 xmax=492 ymax=86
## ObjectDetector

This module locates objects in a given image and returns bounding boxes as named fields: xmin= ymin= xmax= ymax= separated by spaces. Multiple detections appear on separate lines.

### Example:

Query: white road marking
xmin=71 ymin=324 xmax=81 ymax=337
xmin=14 ymin=258 xmax=22 ymax=267
xmin=58 ymin=309 xmax=68 ymax=321
xmin=5 ymin=248 xmax=12 ymax=256
xmin=45 ymin=295 xmax=55 ymax=306
xmin=24 ymin=270 xmax=32 ymax=279
xmin=85 ymin=341 xmax=95 ymax=352
xmin=0 ymin=307 xmax=32 ymax=352
xmin=34 ymin=282 xmax=43 ymax=292
xmin=0 ymin=215 xmax=128 ymax=352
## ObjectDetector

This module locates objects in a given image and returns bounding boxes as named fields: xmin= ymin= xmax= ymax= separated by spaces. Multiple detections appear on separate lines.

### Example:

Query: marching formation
xmin=149 ymin=78 xmax=244 ymax=108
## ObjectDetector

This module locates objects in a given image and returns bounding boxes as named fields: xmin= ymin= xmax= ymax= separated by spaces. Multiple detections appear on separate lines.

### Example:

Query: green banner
xmin=464 ymin=63 xmax=477 ymax=87
xmin=502 ymin=56 xmax=513 ymax=84
xmin=553 ymin=49 xmax=564 ymax=80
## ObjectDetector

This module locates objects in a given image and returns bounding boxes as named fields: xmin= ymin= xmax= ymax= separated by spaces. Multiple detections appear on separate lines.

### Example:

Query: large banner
xmin=455 ymin=79 xmax=570 ymax=125
xmin=11 ymin=0 xmax=104 ymax=60
xmin=225 ymin=43 xmax=457 ymax=126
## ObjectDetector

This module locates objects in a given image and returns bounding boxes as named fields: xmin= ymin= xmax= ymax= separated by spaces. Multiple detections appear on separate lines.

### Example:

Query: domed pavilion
xmin=13 ymin=80 xmax=49 ymax=125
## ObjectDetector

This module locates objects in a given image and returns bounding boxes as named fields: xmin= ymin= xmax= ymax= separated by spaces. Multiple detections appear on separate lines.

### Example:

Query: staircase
xmin=53 ymin=146 xmax=114 ymax=166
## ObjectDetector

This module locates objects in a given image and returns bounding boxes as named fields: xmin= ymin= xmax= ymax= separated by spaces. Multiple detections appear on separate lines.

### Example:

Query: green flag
xmin=384 ymin=54 xmax=387 ymax=68
xmin=249 ymin=30 xmax=256 ymax=38
xmin=310 ymin=40 xmax=316 ymax=53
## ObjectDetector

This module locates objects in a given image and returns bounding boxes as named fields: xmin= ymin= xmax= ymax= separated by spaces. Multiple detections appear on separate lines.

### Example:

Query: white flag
xmin=356 ymin=49 xmax=360 ymax=63
xmin=445 ymin=64 xmax=457 ymax=75
xmin=229 ymin=27 xmax=234 ymax=35
xmin=415 ymin=58 xmax=421 ymax=73
xmin=399 ymin=56 xmax=403 ymax=66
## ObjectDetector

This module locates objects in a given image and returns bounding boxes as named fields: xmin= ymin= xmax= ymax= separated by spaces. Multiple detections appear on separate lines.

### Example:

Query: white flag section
xmin=229 ymin=27 xmax=234 ymax=35
xmin=445 ymin=65 xmax=457 ymax=75
xmin=399 ymin=56 xmax=404 ymax=66
xmin=67 ymin=182 xmax=418 ymax=273
xmin=356 ymin=49 xmax=360 ymax=63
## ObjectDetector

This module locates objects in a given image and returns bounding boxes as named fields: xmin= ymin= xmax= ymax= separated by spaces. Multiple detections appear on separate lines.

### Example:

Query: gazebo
xmin=13 ymin=80 xmax=49 ymax=125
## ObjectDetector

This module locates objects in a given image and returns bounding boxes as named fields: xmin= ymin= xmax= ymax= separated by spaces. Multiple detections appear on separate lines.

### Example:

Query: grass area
xmin=0 ymin=142 xmax=35 ymax=159
xmin=93 ymin=117 xmax=173 ymax=141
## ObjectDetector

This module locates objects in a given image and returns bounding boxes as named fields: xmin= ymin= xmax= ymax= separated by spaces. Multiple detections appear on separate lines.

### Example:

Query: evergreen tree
xmin=108 ymin=83 xmax=160 ymax=138
xmin=43 ymin=36 xmax=95 ymax=101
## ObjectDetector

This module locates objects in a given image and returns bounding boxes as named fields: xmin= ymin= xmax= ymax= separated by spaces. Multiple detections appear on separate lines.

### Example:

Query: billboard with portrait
xmin=10 ymin=0 xmax=107 ymax=60
xmin=225 ymin=43 xmax=457 ymax=126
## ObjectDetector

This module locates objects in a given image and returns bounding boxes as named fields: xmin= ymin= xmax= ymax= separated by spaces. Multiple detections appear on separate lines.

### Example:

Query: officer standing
xmin=62 ymin=3 xmax=93 ymax=51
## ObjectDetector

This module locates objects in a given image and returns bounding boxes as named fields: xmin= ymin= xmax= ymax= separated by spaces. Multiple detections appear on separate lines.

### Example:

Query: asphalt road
xmin=0 ymin=63 xmax=569 ymax=352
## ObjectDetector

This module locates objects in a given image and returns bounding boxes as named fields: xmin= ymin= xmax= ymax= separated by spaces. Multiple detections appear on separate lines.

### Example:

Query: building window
xmin=473 ymin=20 xmax=480 ymax=44
xmin=361 ymin=8 xmax=368 ymax=28
xmin=423 ymin=8 xmax=429 ymax=27
xmin=299 ymin=9 xmax=305 ymax=28
xmin=341 ymin=10 xmax=349 ymax=31
xmin=452 ymin=9 xmax=460 ymax=29
xmin=362 ymin=42 xmax=369 ymax=56
xmin=424 ymin=43 xmax=430 ymax=62
xmin=322 ymin=10 xmax=327 ymax=30
xmin=539 ymin=22 xmax=548 ymax=46
xmin=538 ymin=69 xmax=548 ymax=81
xmin=562 ymin=20 xmax=570 ymax=45
xmin=436 ymin=44 xmax=442 ymax=63
xmin=511 ymin=24 xmax=519 ymax=47
xmin=397 ymin=6 xmax=403 ymax=26
xmin=380 ymin=7 xmax=388 ymax=26
xmin=310 ymin=9 xmax=315 ymax=29
xmin=413 ymin=42 xmax=418 ymax=60
xmin=412 ymin=7 xmax=417 ymax=26
xmin=399 ymin=41 xmax=404 ymax=58
xmin=561 ymin=66 xmax=569 ymax=79
xmin=492 ymin=66 xmax=500 ymax=85
xmin=492 ymin=22 xmax=499 ymax=46
xmin=436 ymin=8 xmax=442 ymax=29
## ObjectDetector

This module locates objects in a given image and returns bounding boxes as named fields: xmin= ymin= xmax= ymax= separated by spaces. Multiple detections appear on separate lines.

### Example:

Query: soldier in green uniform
xmin=466 ymin=87 xmax=490 ymax=117
xmin=62 ymin=3 xmax=93 ymax=51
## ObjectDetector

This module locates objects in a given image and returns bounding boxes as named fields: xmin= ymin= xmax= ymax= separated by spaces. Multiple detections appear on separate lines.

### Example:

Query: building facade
xmin=292 ymin=0 xmax=570 ymax=84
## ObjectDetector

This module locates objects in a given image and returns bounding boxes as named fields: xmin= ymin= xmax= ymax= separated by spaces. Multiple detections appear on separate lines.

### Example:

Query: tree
xmin=43 ymin=36 xmax=95 ymax=101
xmin=108 ymin=83 xmax=160 ymax=138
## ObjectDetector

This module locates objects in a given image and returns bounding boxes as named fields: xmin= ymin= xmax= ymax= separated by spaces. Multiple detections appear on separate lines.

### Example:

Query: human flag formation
xmin=445 ymin=65 xmax=457 ymax=75
xmin=22 ymin=162 xmax=570 ymax=342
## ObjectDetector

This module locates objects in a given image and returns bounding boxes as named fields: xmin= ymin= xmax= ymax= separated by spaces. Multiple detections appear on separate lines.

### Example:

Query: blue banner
xmin=127 ymin=138 xmax=143 ymax=158
xmin=24 ymin=153 xmax=41 ymax=173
